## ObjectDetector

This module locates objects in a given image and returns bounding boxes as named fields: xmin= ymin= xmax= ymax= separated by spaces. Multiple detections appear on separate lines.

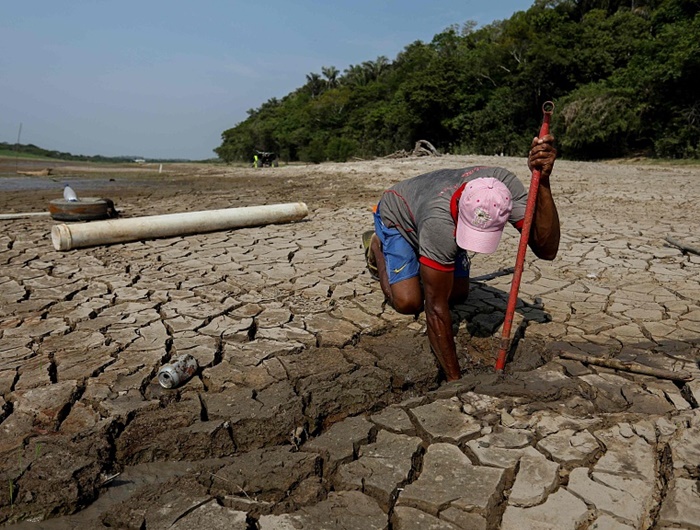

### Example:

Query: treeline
xmin=215 ymin=0 xmax=699 ymax=163
xmin=0 ymin=142 xmax=200 ymax=163
xmin=0 ymin=142 xmax=143 ymax=163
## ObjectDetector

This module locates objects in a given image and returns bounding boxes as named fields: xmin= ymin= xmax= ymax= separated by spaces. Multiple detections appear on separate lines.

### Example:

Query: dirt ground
xmin=0 ymin=152 xmax=589 ymax=376
xmin=1 ymin=154 xmax=699 ymax=528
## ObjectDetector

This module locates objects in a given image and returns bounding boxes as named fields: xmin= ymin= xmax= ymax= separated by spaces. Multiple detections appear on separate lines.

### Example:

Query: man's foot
xmin=362 ymin=230 xmax=380 ymax=281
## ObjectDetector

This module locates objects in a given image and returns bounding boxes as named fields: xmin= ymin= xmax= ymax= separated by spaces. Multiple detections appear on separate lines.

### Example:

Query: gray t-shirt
xmin=379 ymin=166 xmax=528 ymax=270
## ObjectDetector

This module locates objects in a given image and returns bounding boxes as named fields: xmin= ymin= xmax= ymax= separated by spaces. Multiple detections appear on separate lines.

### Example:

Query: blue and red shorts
xmin=373 ymin=204 xmax=470 ymax=285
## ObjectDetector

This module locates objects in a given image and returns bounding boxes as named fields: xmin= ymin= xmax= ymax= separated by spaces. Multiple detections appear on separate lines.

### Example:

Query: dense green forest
xmin=215 ymin=0 xmax=699 ymax=163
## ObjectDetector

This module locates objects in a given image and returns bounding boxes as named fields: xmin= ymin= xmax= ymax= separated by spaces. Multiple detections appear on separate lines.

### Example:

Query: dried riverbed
xmin=1 ymin=155 xmax=699 ymax=529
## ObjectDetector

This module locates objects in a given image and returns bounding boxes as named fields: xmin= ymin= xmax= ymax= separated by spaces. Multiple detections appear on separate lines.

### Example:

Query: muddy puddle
xmin=0 ymin=175 xmax=158 ymax=194
xmin=6 ymin=462 xmax=193 ymax=530
xmin=0 ymin=159 xmax=181 ymax=204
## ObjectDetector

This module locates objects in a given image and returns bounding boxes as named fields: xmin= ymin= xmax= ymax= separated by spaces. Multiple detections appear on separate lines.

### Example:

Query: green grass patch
xmin=0 ymin=150 xmax=57 ymax=161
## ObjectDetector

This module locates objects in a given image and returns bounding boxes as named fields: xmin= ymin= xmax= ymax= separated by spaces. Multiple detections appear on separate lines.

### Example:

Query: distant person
xmin=363 ymin=135 xmax=560 ymax=381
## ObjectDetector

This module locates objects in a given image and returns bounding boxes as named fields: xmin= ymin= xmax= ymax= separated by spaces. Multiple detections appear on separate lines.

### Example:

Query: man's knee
xmin=390 ymin=290 xmax=423 ymax=315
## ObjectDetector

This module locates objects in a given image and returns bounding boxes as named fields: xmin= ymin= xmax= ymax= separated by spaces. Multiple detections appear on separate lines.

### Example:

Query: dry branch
xmin=17 ymin=168 xmax=53 ymax=177
xmin=384 ymin=150 xmax=410 ymax=159
xmin=384 ymin=140 xmax=441 ymax=159
xmin=558 ymin=351 xmax=693 ymax=382
xmin=413 ymin=139 xmax=440 ymax=157
xmin=665 ymin=236 xmax=700 ymax=255
xmin=471 ymin=267 xmax=515 ymax=283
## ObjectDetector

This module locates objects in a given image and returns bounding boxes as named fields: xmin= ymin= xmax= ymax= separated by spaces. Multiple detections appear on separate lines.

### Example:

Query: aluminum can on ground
xmin=158 ymin=354 xmax=198 ymax=389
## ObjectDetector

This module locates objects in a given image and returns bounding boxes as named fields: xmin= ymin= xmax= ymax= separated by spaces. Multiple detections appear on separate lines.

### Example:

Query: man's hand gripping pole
xmin=494 ymin=101 xmax=554 ymax=373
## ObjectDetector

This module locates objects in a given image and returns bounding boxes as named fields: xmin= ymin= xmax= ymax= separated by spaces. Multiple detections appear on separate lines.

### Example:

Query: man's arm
xmin=420 ymin=264 xmax=461 ymax=381
xmin=527 ymin=134 xmax=560 ymax=260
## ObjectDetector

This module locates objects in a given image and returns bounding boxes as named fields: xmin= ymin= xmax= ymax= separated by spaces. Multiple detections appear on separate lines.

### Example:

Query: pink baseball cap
xmin=456 ymin=177 xmax=513 ymax=254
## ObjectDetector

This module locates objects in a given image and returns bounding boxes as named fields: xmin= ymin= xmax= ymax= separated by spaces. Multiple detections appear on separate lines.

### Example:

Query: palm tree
xmin=305 ymin=72 xmax=324 ymax=97
xmin=371 ymin=56 xmax=390 ymax=79
xmin=342 ymin=64 xmax=369 ymax=87
xmin=321 ymin=66 xmax=340 ymax=88
xmin=360 ymin=55 xmax=389 ymax=82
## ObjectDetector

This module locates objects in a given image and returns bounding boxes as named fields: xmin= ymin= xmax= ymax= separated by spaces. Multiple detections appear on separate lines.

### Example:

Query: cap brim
xmin=456 ymin=223 xmax=504 ymax=254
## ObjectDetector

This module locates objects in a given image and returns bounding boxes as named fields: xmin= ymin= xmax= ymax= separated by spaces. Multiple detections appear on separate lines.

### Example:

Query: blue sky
xmin=1 ymin=0 xmax=535 ymax=160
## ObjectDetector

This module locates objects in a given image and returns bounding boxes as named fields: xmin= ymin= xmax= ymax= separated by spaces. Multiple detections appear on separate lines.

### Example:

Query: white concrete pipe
xmin=51 ymin=202 xmax=309 ymax=251
xmin=0 ymin=212 xmax=51 ymax=220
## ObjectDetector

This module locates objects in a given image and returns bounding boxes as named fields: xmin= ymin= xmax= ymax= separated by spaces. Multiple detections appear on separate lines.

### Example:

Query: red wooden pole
xmin=494 ymin=101 xmax=554 ymax=372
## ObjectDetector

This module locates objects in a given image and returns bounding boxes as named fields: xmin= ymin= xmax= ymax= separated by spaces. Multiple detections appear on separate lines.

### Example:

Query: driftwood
xmin=413 ymin=139 xmax=440 ymax=157
xmin=384 ymin=150 xmax=411 ymax=159
xmin=384 ymin=139 xmax=441 ymax=159
xmin=471 ymin=267 xmax=515 ymax=283
xmin=17 ymin=168 xmax=53 ymax=177
xmin=665 ymin=236 xmax=700 ymax=256
xmin=558 ymin=351 xmax=693 ymax=382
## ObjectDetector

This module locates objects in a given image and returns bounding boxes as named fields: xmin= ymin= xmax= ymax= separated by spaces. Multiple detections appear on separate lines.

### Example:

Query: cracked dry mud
xmin=1 ymin=155 xmax=699 ymax=529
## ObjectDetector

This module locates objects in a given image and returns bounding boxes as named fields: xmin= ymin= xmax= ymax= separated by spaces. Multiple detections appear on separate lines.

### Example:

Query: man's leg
xmin=371 ymin=235 xmax=423 ymax=314
xmin=370 ymin=208 xmax=423 ymax=315
xmin=362 ymin=230 xmax=380 ymax=280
